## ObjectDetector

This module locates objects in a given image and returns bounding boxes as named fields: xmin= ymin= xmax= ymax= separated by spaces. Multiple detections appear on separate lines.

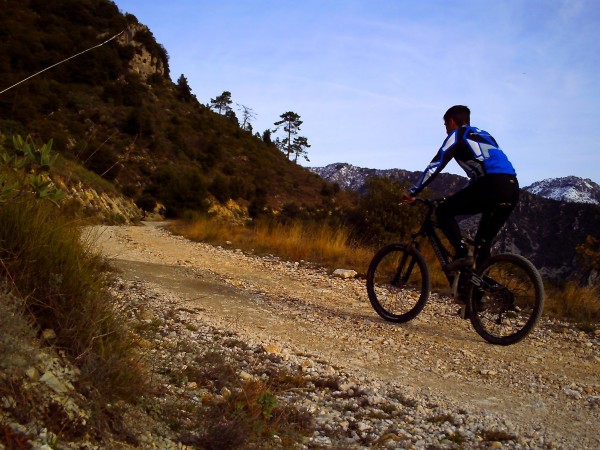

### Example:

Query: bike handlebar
xmin=401 ymin=197 xmax=445 ymax=209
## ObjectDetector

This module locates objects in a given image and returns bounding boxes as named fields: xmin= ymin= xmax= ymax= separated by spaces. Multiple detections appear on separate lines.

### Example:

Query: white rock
xmin=39 ymin=371 xmax=69 ymax=393
xmin=332 ymin=269 xmax=357 ymax=279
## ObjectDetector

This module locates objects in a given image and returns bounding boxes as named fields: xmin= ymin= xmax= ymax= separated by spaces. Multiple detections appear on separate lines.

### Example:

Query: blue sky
xmin=113 ymin=0 xmax=600 ymax=186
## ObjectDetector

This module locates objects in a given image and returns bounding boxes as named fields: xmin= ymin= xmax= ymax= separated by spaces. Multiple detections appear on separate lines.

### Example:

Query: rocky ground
xmin=2 ymin=221 xmax=599 ymax=448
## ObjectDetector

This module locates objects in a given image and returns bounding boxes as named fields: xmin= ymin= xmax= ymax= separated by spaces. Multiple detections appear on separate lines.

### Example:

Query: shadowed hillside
xmin=0 ymin=0 xmax=343 ymax=217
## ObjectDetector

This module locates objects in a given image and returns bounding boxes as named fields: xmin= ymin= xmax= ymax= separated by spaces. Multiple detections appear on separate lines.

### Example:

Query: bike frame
xmin=406 ymin=199 xmax=489 ymax=307
xmin=407 ymin=200 xmax=455 ymax=285
xmin=368 ymin=199 xmax=545 ymax=344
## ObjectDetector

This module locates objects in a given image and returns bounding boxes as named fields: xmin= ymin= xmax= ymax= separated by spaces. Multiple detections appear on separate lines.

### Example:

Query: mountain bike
xmin=366 ymin=198 xmax=544 ymax=345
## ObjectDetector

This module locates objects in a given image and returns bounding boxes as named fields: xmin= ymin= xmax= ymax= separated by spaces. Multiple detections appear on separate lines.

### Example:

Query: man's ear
xmin=448 ymin=118 xmax=461 ymax=130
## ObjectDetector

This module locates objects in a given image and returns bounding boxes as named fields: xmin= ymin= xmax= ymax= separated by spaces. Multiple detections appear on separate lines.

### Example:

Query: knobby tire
xmin=366 ymin=243 xmax=430 ymax=323
xmin=468 ymin=253 xmax=544 ymax=345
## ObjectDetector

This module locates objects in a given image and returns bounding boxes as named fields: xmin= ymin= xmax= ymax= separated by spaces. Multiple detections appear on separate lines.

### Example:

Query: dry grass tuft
xmin=546 ymin=281 xmax=600 ymax=325
xmin=0 ymin=289 xmax=37 ymax=371
xmin=0 ymin=199 xmax=147 ymax=405
xmin=170 ymin=216 xmax=374 ymax=274
xmin=482 ymin=429 xmax=517 ymax=442
xmin=166 ymin=347 xmax=316 ymax=448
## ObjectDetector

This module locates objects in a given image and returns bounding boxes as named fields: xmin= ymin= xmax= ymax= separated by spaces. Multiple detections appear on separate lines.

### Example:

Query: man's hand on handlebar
xmin=401 ymin=193 xmax=416 ymax=204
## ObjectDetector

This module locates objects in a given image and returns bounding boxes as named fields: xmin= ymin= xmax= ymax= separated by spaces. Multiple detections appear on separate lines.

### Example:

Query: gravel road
xmin=92 ymin=221 xmax=600 ymax=449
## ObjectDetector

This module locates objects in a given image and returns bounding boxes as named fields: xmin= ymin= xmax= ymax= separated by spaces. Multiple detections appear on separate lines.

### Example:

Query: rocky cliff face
xmin=496 ymin=192 xmax=599 ymax=279
xmin=56 ymin=178 xmax=142 ymax=224
xmin=118 ymin=24 xmax=166 ymax=79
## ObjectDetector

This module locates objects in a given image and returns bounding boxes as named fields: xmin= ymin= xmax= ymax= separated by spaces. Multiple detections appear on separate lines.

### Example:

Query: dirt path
xmin=90 ymin=221 xmax=600 ymax=448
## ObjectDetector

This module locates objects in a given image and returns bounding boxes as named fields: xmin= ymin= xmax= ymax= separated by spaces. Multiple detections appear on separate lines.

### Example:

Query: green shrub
xmin=0 ymin=135 xmax=64 ymax=205
xmin=348 ymin=176 xmax=422 ymax=245
xmin=208 ymin=174 xmax=231 ymax=203
xmin=146 ymin=164 xmax=209 ymax=217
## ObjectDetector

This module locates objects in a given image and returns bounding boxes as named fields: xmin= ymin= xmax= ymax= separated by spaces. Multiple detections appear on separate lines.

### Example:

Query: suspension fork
xmin=391 ymin=233 xmax=423 ymax=286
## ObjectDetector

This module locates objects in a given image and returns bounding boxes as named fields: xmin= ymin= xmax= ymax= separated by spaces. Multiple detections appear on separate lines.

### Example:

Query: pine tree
xmin=210 ymin=91 xmax=233 ymax=114
xmin=176 ymin=74 xmax=193 ymax=102
xmin=273 ymin=111 xmax=310 ymax=162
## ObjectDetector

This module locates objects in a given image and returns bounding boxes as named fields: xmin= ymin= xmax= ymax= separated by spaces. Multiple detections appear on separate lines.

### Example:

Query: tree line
xmin=175 ymin=79 xmax=312 ymax=164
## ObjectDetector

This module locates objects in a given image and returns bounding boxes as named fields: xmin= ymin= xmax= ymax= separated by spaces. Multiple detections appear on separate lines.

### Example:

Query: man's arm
xmin=407 ymin=131 xmax=458 ymax=196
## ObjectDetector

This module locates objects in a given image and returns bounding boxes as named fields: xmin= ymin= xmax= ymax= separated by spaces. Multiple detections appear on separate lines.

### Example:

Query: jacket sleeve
xmin=408 ymin=131 xmax=458 ymax=196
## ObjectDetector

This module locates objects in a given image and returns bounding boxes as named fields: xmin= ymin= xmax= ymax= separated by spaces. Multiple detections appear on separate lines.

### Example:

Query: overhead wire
xmin=0 ymin=29 xmax=126 ymax=96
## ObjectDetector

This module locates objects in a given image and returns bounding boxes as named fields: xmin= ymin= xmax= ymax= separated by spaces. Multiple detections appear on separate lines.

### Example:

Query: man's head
xmin=443 ymin=105 xmax=470 ymax=134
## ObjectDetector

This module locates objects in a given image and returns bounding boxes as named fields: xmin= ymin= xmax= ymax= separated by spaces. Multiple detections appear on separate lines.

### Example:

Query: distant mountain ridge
xmin=311 ymin=163 xmax=600 ymax=205
xmin=523 ymin=176 xmax=600 ymax=205
xmin=309 ymin=163 xmax=466 ymax=198
xmin=310 ymin=163 xmax=600 ymax=281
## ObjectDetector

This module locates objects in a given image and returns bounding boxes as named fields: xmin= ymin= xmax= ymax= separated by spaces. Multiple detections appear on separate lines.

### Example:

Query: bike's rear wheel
xmin=468 ymin=253 xmax=544 ymax=345
xmin=366 ymin=244 xmax=430 ymax=323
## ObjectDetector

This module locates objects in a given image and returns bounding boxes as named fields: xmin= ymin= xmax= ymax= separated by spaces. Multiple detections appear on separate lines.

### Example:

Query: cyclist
xmin=404 ymin=105 xmax=519 ymax=271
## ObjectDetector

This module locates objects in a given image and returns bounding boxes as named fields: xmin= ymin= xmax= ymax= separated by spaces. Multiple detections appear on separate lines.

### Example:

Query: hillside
xmin=0 ymin=0 xmax=340 ymax=218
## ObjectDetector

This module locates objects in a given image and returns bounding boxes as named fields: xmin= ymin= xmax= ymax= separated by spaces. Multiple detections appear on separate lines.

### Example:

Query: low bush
xmin=0 ymin=133 xmax=145 ymax=405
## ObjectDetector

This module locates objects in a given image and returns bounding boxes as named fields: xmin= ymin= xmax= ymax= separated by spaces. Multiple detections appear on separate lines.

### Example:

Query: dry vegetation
xmin=169 ymin=216 xmax=374 ymax=275
xmin=545 ymin=281 xmax=600 ymax=325
xmin=0 ymin=198 xmax=319 ymax=447
xmin=170 ymin=214 xmax=600 ymax=328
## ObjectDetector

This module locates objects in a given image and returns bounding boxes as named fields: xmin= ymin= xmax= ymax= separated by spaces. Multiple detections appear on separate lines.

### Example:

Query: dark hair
xmin=443 ymin=105 xmax=470 ymax=126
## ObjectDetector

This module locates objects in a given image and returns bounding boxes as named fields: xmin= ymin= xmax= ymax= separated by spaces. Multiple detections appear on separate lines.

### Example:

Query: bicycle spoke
xmin=367 ymin=244 xmax=430 ymax=323
xmin=469 ymin=254 xmax=544 ymax=345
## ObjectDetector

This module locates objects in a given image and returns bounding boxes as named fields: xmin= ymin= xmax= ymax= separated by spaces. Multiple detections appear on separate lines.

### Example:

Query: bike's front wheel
xmin=468 ymin=253 xmax=544 ymax=345
xmin=366 ymin=244 xmax=430 ymax=323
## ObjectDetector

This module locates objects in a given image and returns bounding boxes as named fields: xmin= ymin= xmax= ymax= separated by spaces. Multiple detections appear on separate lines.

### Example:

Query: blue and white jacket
xmin=408 ymin=126 xmax=516 ymax=196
